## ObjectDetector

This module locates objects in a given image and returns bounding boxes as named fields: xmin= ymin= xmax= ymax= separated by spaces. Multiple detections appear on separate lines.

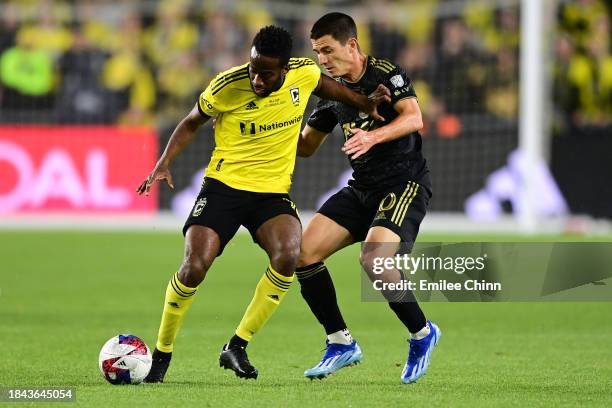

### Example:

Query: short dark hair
xmin=310 ymin=12 xmax=357 ymax=44
xmin=252 ymin=25 xmax=293 ymax=66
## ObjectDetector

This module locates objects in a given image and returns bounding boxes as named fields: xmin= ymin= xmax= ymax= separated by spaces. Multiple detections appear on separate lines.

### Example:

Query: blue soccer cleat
xmin=304 ymin=340 xmax=363 ymax=379
xmin=401 ymin=321 xmax=441 ymax=384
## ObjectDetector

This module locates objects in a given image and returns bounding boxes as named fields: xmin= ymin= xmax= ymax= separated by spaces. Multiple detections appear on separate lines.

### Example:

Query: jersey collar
xmin=342 ymin=55 xmax=369 ymax=84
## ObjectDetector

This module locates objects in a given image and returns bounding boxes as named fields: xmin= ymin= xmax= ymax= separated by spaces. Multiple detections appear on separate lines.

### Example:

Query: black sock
xmin=152 ymin=348 xmax=171 ymax=358
xmin=295 ymin=262 xmax=347 ymax=335
xmin=228 ymin=334 xmax=248 ymax=349
xmin=388 ymin=289 xmax=427 ymax=334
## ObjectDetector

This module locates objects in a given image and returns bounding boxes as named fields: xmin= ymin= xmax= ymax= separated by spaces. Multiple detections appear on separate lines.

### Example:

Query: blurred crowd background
xmin=0 ymin=0 xmax=610 ymax=217
xmin=1 ymin=0 xmax=610 ymax=132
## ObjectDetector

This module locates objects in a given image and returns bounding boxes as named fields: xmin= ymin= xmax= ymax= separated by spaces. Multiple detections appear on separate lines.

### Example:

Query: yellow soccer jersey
xmin=198 ymin=58 xmax=321 ymax=193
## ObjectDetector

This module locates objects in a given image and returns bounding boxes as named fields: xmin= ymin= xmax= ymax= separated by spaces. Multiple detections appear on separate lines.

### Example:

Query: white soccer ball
xmin=99 ymin=334 xmax=152 ymax=385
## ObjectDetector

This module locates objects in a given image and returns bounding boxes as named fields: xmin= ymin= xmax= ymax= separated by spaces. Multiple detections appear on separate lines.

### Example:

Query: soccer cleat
xmin=304 ymin=340 xmax=363 ymax=379
xmin=401 ymin=320 xmax=441 ymax=384
xmin=219 ymin=344 xmax=258 ymax=379
xmin=144 ymin=348 xmax=172 ymax=383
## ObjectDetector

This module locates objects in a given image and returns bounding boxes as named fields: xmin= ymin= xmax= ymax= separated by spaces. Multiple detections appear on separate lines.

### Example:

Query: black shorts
xmin=318 ymin=181 xmax=430 ymax=247
xmin=183 ymin=177 xmax=300 ymax=255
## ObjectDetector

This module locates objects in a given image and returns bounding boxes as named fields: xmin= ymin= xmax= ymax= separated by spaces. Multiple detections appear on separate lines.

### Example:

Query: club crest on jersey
xmin=390 ymin=75 xmax=404 ymax=88
xmin=192 ymin=198 xmax=207 ymax=216
xmin=290 ymin=87 xmax=300 ymax=105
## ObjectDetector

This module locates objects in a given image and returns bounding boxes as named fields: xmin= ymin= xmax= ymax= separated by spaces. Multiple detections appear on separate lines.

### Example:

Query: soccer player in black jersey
xmin=296 ymin=13 xmax=441 ymax=383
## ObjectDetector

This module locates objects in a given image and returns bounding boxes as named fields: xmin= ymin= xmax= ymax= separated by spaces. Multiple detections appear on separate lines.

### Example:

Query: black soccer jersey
xmin=307 ymin=56 xmax=431 ymax=193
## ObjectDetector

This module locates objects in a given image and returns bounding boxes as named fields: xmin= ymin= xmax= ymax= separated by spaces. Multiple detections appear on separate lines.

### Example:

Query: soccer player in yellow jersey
xmin=136 ymin=25 xmax=390 ymax=382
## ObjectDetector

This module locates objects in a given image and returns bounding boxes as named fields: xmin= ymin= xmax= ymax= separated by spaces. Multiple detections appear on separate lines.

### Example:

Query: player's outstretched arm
xmin=342 ymin=98 xmax=423 ymax=160
xmin=137 ymin=104 xmax=210 ymax=195
xmin=314 ymin=75 xmax=391 ymax=121
xmin=297 ymin=125 xmax=328 ymax=157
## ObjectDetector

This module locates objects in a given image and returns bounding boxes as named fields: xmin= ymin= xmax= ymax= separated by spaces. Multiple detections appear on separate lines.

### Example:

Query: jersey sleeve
xmin=385 ymin=65 xmax=417 ymax=105
xmin=197 ymin=81 xmax=222 ymax=117
xmin=198 ymin=68 xmax=247 ymax=116
xmin=306 ymin=98 xmax=338 ymax=133
xmin=289 ymin=57 xmax=321 ymax=94
xmin=303 ymin=61 xmax=322 ymax=94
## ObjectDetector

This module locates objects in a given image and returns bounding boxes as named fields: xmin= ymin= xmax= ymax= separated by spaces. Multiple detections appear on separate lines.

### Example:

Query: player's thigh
xmin=254 ymin=214 xmax=302 ymax=275
xmin=182 ymin=178 xmax=244 ymax=256
xmin=367 ymin=180 xmax=429 ymax=252
xmin=309 ymin=186 xmax=372 ymax=263
xmin=255 ymin=214 xmax=302 ymax=253
xmin=247 ymin=195 xmax=302 ymax=275
xmin=299 ymin=213 xmax=354 ymax=266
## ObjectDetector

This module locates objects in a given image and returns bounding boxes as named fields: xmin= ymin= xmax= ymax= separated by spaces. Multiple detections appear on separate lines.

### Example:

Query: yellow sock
xmin=235 ymin=265 xmax=293 ymax=341
xmin=155 ymin=272 xmax=198 ymax=353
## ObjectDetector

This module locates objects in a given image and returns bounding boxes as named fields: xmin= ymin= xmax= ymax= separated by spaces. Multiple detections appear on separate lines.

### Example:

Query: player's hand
xmin=136 ymin=162 xmax=174 ymax=196
xmin=365 ymin=84 xmax=391 ymax=122
xmin=342 ymin=128 xmax=377 ymax=160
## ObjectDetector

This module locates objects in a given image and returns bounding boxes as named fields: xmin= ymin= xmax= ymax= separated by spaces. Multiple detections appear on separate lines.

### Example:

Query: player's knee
xmin=179 ymin=254 xmax=213 ymax=287
xmin=297 ymin=246 xmax=324 ymax=268
xmin=359 ymin=251 xmax=379 ymax=275
xmin=270 ymin=241 xmax=300 ymax=276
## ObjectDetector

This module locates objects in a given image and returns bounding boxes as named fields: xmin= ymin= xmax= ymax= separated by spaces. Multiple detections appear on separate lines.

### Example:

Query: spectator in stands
xmin=0 ymin=2 xmax=19 ymax=54
xmin=368 ymin=1 xmax=406 ymax=61
xmin=0 ymin=29 xmax=54 ymax=110
xmin=76 ymin=1 xmax=123 ymax=53
xmin=101 ymin=13 xmax=156 ymax=125
xmin=555 ymin=10 xmax=611 ymax=130
xmin=143 ymin=0 xmax=199 ymax=67
xmin=3 ymin=0 xmax=72 ymax=30
xmin=397 ymin=40 xmax=440 ymax=133
xmin=464 ymin=4 xmax=519 ymax=54
xmin=485 ymin=47 xmax=518 ymax=121
xmin=0 ymin=2 xmax=19 ymax=106
xmin=559 ymin=0 xmax=608 ymax=50
xmin=234 ymin=0 xmax=273 ymax=41
xmin=400 ymin=0 xmax=438 ymax=46
xmin=157 ymin=50 xmax=207 ymax=125
xmin=432 ymin=17 xmax=487 ymax=115
xmin=55 ymin=26 xmax=119 ymax=123
xmin=581 ymin=12 xmax=611 ymax=125
xmin=14 ymin=0 xmax=73 ymax=60
xmin=199 ymin=10 xmax=245 ymax=74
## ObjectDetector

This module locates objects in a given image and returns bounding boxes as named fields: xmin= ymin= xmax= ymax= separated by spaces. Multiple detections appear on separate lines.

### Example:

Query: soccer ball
xmin=98 ymin=334 xmax=152 ymax=385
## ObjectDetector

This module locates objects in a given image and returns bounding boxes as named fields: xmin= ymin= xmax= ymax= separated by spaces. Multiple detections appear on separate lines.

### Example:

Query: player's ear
xmin=281 ymin=64 xmax=289 ymax=75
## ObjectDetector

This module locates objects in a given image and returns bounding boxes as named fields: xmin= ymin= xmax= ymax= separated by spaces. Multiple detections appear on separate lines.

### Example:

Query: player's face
xmin=311 ymin=35 xmax=355 ymax=78
xmin=249 ymin=47 xmax=288 ymax=97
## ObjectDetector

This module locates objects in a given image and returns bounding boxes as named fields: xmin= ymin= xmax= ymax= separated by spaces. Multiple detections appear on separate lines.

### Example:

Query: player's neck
xmin=343 ymin=53 xmax=367 ymax=83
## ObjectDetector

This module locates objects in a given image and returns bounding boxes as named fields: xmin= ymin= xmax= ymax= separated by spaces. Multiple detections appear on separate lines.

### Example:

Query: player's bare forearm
xmin=313 ymin=75 xmax=362 ymax=106
xmin=297 ymin=125 xmax=328 ymax=157
xmin=296 ymin=134 xmax=312 ymax=157
xmin=314 ymin=75 xmax=390 ymax=121
xmin=342 ymin=98 xmax=423 ymax=160
xmin=158 ymin=105 xmax=210 ymax=166
xmin=368 ymin=99 xmax=423 ymax=144
xmin=137 ymin=104 xmax=209 ymax=195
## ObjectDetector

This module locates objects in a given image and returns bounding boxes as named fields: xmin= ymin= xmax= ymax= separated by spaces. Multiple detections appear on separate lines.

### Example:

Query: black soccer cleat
xmin=219 ymin=344 xmax=258 ymax=379
xmin=144 ymin=348 xmax=172 ymax=383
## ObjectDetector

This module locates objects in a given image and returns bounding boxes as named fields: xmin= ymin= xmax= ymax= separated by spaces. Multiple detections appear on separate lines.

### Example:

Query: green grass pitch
xmin=1 ymin=231 xmax=611 ymax=407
